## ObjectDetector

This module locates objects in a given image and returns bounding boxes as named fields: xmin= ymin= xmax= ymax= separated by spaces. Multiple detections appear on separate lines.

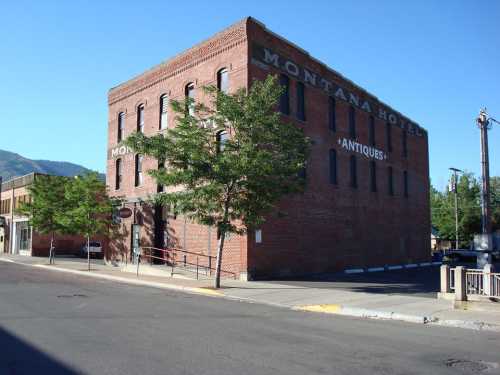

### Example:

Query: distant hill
xmin=0 ymin=149 xmax=104 ymax=182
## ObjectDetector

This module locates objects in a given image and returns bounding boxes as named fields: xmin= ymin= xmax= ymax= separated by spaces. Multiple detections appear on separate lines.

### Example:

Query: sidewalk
xmin=1 ymin=254 xmax=499 ymax=333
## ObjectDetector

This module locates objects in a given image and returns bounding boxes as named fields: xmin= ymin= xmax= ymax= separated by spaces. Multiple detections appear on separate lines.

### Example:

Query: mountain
xmin=0 ymin=149 xmax=104 ymax=182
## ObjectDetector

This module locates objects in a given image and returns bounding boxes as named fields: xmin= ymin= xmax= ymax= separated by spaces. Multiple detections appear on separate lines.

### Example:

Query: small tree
xmin=126 ymin=76 xmax=310 ymax=288
xmin=17 ymin=175 xmax=69 ymax=263
xmin=61 ymin=172 xmax=115 ymax=270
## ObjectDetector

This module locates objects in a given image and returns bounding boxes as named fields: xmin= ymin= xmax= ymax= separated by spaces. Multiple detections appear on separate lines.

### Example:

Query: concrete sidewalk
xmin=1 ymin=254 xmax=499 ymax=333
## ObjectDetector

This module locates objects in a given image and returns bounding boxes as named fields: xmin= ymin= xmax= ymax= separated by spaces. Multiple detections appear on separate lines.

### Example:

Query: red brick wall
xmin=106 ymin=19 xmax=250 ymax=278
xmin=245 ymin=19 xmax=430 ymax=278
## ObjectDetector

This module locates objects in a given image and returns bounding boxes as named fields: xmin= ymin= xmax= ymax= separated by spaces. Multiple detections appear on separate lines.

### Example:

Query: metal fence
xmin=446 ymin=265 xmax=500 ymax=298
xmin=465 ymin=269 xmax=484 ymax=295
xmin=493 ymin=274 xmax=500 ymax=297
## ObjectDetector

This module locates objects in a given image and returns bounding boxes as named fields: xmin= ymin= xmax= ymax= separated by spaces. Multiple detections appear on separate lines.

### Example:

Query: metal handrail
xmin=139 ymin=246 xmax=237 ymax=280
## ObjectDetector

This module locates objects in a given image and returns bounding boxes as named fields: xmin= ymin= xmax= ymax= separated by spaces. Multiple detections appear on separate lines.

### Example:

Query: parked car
xmin=80 ymin=241 xmax=103 ymax=259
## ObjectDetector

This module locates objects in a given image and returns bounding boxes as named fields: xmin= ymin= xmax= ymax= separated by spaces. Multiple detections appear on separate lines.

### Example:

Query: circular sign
xmin=118 ymin=207 xmax=133 ymax=219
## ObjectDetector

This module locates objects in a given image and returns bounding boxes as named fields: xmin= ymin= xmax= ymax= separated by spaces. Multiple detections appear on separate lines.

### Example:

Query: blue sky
xmin=0 ymin=0 xmax=498 ymax=190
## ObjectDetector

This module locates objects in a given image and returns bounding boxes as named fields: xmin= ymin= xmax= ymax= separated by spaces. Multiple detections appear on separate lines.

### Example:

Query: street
xmin=0 ymin=262 xmax=499 ymax=375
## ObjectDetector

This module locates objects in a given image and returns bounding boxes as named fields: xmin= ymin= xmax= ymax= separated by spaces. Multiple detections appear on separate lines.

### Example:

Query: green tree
xmin=490 ymin=176 xmax=500 ymax=231
xmin=17 ymin=175 xmax=70 ymax=263
xmin=126 ymin=75 xmax=310 ymax=288
xmin=431 ymin=172 xmax=482 ymax=247
xmin=61 ymin=172 xmax=115 ymax=270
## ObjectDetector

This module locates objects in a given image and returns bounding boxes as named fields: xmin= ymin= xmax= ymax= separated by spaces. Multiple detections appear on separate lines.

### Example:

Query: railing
xmin=465 ymin=269 xmax=484 ymax=295
xmin=442 ymin=264 xmax=500 ymax=300
xmin=139 ymin=247 xmax=237 ymax=280
xmin=493 ymin=274 xmax=500 ymax=297
xmin=449 ymin=267 xmax=455 ymax=291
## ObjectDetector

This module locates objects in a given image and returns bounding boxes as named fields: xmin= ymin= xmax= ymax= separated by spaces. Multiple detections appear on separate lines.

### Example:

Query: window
xmin=349 ymin=106 xmax=356 ymax=139
xmin=185 ymin=83 xmax=195 ymax=115
xmin=135 ymin=154 xmax=143 ymax=187
xmin=217 ymin=68 xmax=229 ymax=93
xmin=329 ymin=149 xmax=337 ymax=185
xmin=117 ymin=112 xmax=125 ymax=142
xmin=369 ymin=160 xmax=377 ymax=192
xmin=403 ymin=170 xmax=408 ymax=197
xmin=350 ymin=155 xmax=357 ymax=188
xmin=115 ymin=158 xmax=122 ymax=190
xmin=157 ymin=159 xmax=165 ymax=193
xmin=279 ymin=74 xmax=290 ymax=115
xmin=386 ymin=123 xmax=392 ymax=152
xmin=159 ymin=95 xmax=168 ymax=130
xmin=402 ymin=129 xmax=408 ymax=158
xmin=0 ymin=199 xmax=11 ymax=214
xmin=328 ymin=97 xmax=336 ymax=132
xmin=137 ymin=104 xmax=144 ymax=133
xmin=216 ymin=130 xmax=229 ymax=152
xmin=369 ymin=116 xmax=375 ymax=146
xmin=296 ymin=81 xmax=305 ymax=121
xmin=388 ymin=166 xmax=394 ymax=196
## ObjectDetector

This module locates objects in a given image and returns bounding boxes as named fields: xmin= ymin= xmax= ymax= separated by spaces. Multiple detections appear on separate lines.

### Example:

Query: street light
xmin=448 ymin=167 xmax=463 ymax=250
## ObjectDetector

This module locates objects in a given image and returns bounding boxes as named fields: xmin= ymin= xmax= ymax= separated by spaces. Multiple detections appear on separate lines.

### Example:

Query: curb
xmin=3 ymin=257 xmax=500 ymax=333
xmin=295 ymin=304 xmax=500 ymax=332
xmin=296 ymin=304 xmax=433 ymax=325
xmin=0 ymin=258 xmax=223 ymax=298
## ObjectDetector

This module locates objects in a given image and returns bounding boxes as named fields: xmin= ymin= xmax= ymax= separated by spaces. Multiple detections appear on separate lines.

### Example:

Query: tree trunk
xmin=87 ymin=235 xmax=90 ymax=271
xmin=214 ymin=230 xmax=226 ymax=289
xmin=49 ymin=233 xmax=54 ymax=265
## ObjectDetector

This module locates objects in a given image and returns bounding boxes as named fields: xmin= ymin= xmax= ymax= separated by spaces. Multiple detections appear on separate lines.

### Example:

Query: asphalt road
xmin=1 ymin=262 xmax=499 ymax=375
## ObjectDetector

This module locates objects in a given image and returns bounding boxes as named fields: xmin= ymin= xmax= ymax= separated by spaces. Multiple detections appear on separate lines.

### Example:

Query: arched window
xmin=185 ymin=83 xmax=195 ymax=115
xmin=159 ymin=95 xmax=168 ymax=130
xmin=216 ymin=130 xmax=229 ymax=152
xmin=328 ymin=97 xmax=336 ymax=132
xmin=369 ymin=115 xmax=375 ymax=146
xmin=350 ymin=155 xmax=357 ymax=188
xmin=349 ymin=106 xmax=356 ymax=139
xmin=403 ymin=170 xmax=409 ymax=198
xmin=115 ymin=158 xmax=122 ymax=190
xmin=117 ymin=112 xmax=125 ymax=142
xmin=279 ymin=74 xmax=290 ymax=115
xmin=329 ymin=149 xmax=337 ymax=185
xmin=296 ymin=81 xmax=305 ymax=121
xmin=217 ymin=68 xmax=229 ymax=93
xmin=369 ymin=160 xmax=377 ymax=192
xmin=135 ymin=154 xmax=143 ymax=187
xmin=388 ymin=166 xmax=394 ymax=196
xmin=137 ymin=104 xmax=145 ymax=133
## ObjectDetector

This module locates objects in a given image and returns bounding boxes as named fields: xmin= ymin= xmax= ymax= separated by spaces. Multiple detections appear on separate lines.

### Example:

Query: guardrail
xmin=138 ymin=247 xmax=237 ymax=280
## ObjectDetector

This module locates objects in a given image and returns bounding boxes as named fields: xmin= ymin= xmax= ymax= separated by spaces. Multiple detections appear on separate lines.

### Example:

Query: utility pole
xmin=449 ymin=167 xmax=463 ymax=249
xmin=476 ymin=109 xmax=499 ymax=235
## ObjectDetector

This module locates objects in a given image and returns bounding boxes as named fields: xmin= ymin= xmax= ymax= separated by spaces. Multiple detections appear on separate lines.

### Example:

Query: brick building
xmin=0 ymin=173 xmax=104 ymax=257
xmin=106 ymin=17 xmax=430 ymax=279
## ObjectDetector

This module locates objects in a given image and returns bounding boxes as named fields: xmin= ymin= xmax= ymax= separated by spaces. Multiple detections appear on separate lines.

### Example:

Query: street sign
xmin=118 ymin=207 xmax=133 ymax=219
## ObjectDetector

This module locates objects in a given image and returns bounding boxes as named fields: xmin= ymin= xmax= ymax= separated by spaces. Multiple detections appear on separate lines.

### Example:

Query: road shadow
xmin=0 ymin=327 xmax=80 ymax=374
xmin=265 ymin=267 xmax=441 ymax=298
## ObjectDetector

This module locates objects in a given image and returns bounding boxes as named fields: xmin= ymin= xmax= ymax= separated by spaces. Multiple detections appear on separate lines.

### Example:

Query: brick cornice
xmin=108 ymin=19 xmax=249 ymax=106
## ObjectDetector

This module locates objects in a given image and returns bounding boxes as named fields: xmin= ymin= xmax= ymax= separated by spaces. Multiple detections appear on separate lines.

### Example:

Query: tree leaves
xmin=126 ymin=75 xmax=311 ymax=235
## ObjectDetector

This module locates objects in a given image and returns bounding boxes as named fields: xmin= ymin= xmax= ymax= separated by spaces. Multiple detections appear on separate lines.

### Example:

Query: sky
xmin=0 ymin=0 xmax=499 ymax=190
